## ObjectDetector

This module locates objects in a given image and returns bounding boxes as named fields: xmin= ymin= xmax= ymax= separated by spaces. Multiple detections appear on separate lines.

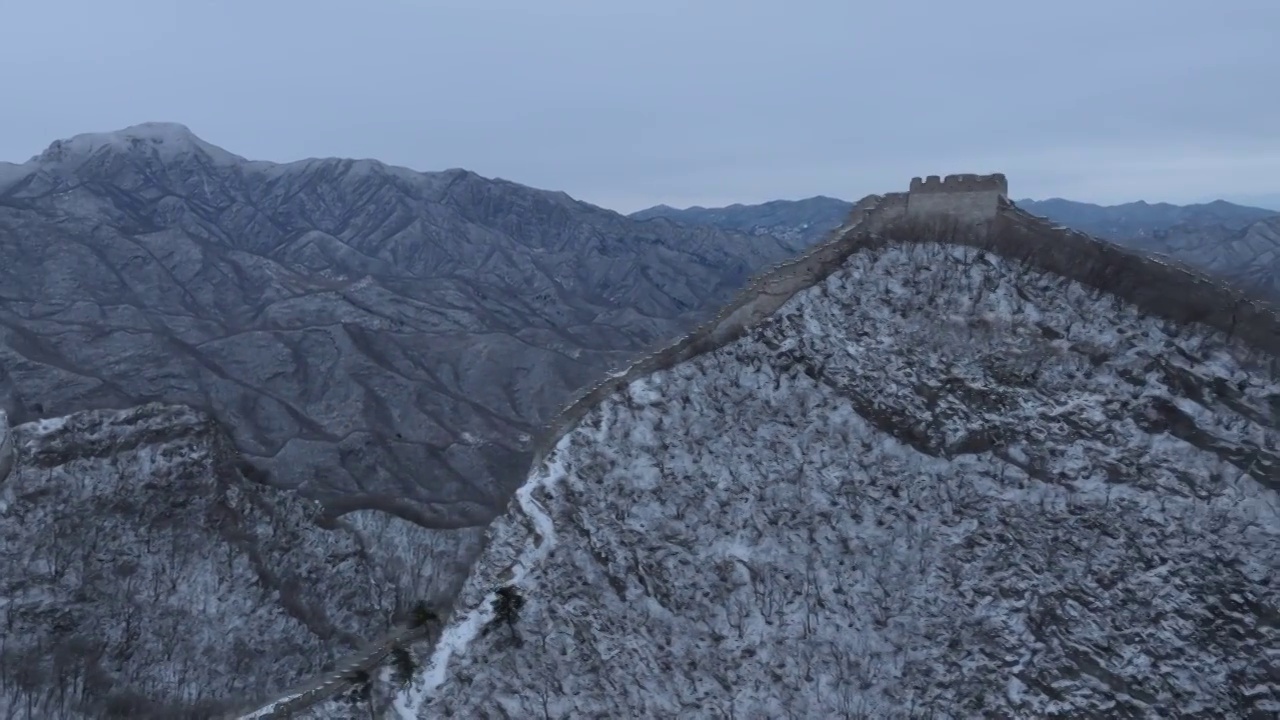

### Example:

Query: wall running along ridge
xmin=526 ymin=173 xmax=1280 ymax=475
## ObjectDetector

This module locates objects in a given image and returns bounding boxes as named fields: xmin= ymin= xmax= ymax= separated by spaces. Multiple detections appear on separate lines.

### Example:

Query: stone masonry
xmin=905 ymin=173 xmax=1008 ymax=224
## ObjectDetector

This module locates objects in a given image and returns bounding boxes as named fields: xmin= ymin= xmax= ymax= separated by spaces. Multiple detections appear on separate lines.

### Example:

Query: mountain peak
xmin=31 ymin=121 xmax=242 ymax=166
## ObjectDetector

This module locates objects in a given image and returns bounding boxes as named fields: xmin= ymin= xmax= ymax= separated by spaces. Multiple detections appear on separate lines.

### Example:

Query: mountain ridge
xmin=403 ymin=180 xmax=1280 ymax=719
xmin=0 ymin=124 xmax=803 ymax=532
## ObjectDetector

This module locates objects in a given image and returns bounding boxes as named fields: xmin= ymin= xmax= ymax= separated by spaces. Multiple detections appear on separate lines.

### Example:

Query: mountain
xmin=1220 ymin=193 xmax=1280 ymax=212
xmin=0 ymin=122 xmax=806 ymax=535
xmin=1115 ymin=216 xmax=1280 ymax=303
xmin=395 ymin=184 xmax=1280 ymax=719
xmin=0 ymin=403 xmax=469 ymax=719
xmin=630 ymin=196 xmax=853 ymax=247
xmin=1016 ymin=198 xmax=1277 ymax=240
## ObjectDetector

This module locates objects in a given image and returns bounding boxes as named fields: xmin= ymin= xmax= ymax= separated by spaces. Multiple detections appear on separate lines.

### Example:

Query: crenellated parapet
xmin=909 ymin=173 xmax=1009 ymax=195
xmin=906 ymin=172 xmax=1008 ymax=225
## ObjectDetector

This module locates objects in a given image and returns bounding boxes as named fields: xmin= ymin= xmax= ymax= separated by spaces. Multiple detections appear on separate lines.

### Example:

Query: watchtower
xmin=906 ymin=173 xmax=1008 ymax=223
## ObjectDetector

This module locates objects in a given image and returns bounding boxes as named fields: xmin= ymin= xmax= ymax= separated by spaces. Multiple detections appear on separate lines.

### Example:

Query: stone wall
xmin=991 ymin=201 xmax=1280 ymax=356
xmin=906 ymin=173 xmax=1007 ymax=225
xmin=877 ymin=192 xmax=909 ymax=225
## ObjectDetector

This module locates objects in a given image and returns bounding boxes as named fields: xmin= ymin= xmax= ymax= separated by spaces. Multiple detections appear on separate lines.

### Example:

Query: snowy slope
xmin=405 ymin=239 xmax=1280 ymax=719
xmin=0 ymin=403 xmax=477 ymax=719
xmin=0 ymin=122 xmax=803 ymax=538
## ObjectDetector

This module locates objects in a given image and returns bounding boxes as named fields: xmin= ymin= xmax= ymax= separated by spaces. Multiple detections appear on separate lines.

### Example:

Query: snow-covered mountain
xmin=0 ymin=123 xmax=828 ymax=719
xmin=0 ymin=121 xmax=811 ymax=581
xmin=396 ymin=187 xmax=1280 ymax=719
xmin=0 ymin=403 xmax=474 ymax=719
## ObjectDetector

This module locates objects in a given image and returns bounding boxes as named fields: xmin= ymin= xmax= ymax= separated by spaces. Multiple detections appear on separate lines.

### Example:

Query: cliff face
xmin=401 ymin=205 xmax=1280 ymax=718
xmin=0 ymin=403 xmax=477 ymax=720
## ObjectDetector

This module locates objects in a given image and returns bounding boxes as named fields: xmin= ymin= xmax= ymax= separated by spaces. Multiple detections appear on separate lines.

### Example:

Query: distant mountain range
xmin=0 ymin=123 xmax=804 ymax=528
xmin=1015 ymin=197 xmax=1276 ymax=239
xmin=634 ymin=195 xmax=1280 ymax=302
xmin=630 ymin=195 xmax=853 ymax=247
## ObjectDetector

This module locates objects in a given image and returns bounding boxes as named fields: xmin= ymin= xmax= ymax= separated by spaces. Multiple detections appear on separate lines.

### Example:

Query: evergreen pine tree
xmin=390 ymin=646 xmax=418 ymax=687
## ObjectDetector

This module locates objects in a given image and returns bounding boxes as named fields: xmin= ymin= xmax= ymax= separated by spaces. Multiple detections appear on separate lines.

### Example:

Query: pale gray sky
xmin=3 ymin=0 xmax=1278 ymax=211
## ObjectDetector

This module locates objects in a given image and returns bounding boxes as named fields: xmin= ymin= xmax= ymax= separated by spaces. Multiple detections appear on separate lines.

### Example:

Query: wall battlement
xmin=909 ymin=173 xmax=1009 ymax=195
xmin=906 ymin=172 xmax=1007 ymax=224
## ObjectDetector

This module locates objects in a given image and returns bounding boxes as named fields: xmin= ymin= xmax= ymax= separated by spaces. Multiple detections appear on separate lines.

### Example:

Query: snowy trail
xmin=393 ymin=448 xmax=571 ymax=718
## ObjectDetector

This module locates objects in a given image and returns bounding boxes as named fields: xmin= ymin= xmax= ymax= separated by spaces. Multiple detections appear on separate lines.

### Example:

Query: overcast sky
xmin=2 ymin=0 xmax=1278 ymax=212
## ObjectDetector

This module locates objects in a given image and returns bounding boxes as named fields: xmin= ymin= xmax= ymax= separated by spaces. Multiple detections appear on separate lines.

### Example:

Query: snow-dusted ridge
xmin=404 ymin=184 xmax=1280 ymax=712
xmin=394 ymin=196 xmax=881 ymax=712
xmin=387 ymin=197 xmax=882 ymax=714
xmin=1 ymin=121 xmax=462 ymax=188
xmin=528 ymin=189 xmax=1280 ymax=475
xmin=31 ymin=121 xmax=247 ymax=166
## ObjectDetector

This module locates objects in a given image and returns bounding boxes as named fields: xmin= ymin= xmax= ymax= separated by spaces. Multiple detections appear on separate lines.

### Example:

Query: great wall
xmin=391 ymin=171 xmax=1280 ymax=718
xmin=527 ymin=172 xmax=1280 ymax=471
